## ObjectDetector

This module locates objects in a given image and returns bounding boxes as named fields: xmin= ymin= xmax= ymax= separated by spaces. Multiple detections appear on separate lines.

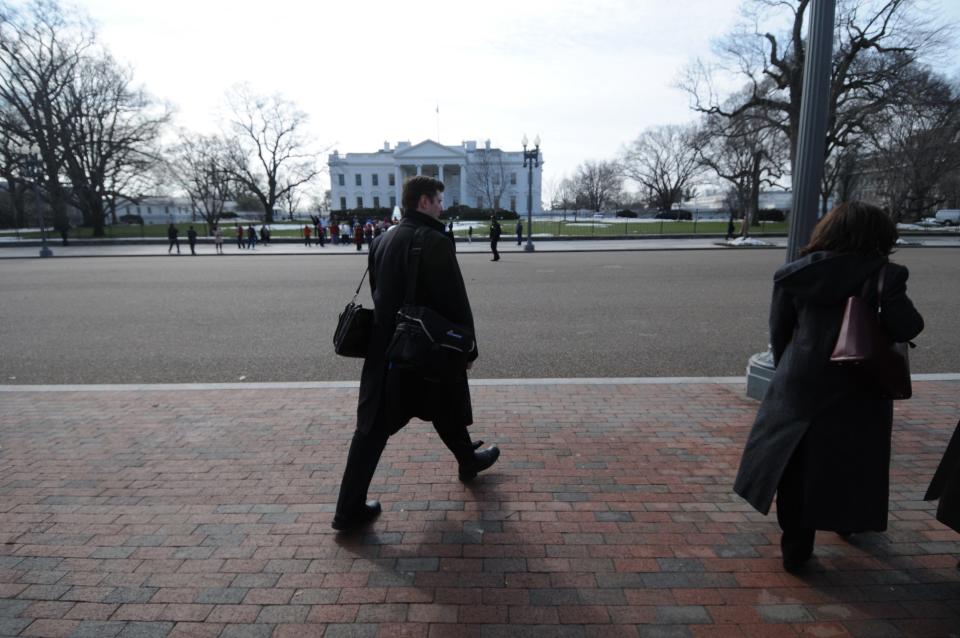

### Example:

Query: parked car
xmin=935 ymin=209 xmax=960 ymax=226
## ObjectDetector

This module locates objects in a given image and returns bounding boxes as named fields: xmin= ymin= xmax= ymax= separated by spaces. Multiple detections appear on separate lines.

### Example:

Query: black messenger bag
xmin=332 ymin=267 xmax=373 ymax=358
xmin=385 ymin=227 xmax=476 ymax=378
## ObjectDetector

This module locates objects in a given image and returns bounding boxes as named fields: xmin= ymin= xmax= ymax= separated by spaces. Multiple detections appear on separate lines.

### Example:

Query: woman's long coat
xmin=356 ymin=211 xmax=477 ymax=437
xmin=733 ymin=251 xmax=924 ymax=532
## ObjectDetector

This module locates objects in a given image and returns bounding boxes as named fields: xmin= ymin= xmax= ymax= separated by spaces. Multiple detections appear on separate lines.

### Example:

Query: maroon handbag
xmin=830 ymin=264 xmax=913 ymax=399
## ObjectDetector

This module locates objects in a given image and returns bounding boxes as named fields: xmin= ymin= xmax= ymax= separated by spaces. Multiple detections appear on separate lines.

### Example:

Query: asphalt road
xmin=0 ymin=248 xmax=956 ymax=384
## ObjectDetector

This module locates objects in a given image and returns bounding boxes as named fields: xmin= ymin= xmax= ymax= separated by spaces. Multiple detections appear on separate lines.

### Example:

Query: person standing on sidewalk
xmin=236 ymin=224 xmax=244 ymax=249
xmin=187 ymin=225 xmax=198 ymax=255
xmin=353 ymin=223 xmax=364 ymax=251
xmin=214 ymin=225 xmax=224 ymax=255
xmin=733 ymin=202 xmax=924 ymax=573
xmin=516 ymin=219 xmax=523 ymax=246
xmin=246 ymin=224 xmax=257 ymax=250
xmin=303 ymin=224 xmax=312 ymax=246
xmin=332 ymin=175 xmax=499 ymax=532
xmin=489 ymin=216 xmax=501 ymax=261
xmin=167 ymin=223 xmax=180 ymax=254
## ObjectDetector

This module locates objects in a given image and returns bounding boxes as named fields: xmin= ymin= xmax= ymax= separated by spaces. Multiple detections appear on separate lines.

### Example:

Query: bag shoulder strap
xmin=403 ymin=226 xmax=429 ymax=305
xmin=350 ymin=267 xmax=369 ymax=303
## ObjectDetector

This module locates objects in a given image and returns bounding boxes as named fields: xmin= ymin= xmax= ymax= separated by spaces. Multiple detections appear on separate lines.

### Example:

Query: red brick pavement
xmin=0 ymin=380 xmax=958 ymax=638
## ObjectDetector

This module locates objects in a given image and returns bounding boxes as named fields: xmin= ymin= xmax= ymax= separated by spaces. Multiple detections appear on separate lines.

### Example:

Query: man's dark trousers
xmin=335 ymin=420 xmax=475 ymax=516
xmin=491 ymin=240 xmax=499 ymax=261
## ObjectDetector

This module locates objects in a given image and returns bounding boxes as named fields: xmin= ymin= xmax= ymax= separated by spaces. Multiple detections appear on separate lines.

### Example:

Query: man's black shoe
xmin=459 ymin=445 xmax=500 ymax=482
xmin=331 ymin=500 xmax=382 ymax=531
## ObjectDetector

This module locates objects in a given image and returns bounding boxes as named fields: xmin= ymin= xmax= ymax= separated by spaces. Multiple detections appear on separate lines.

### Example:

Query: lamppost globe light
xmin=534 ymin=134 xmax=540 ymax=148
xmin=521 ymin=133 xmax=528 ymax=148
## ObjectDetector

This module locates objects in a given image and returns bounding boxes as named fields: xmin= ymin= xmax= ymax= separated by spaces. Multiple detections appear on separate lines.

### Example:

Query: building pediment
xmin=394 ymin=140 xmax=466 ymax=160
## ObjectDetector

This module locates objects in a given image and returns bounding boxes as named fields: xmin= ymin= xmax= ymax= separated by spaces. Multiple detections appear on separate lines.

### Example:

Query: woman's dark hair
xmin=800 ymin=201 xmax=898 ymax=256
xmin=401 ymin=175 xmax=444 ymax=213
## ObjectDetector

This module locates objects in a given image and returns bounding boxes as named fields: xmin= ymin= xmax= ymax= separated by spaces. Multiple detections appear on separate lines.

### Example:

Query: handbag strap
xmin=350 ymin=267 xmax=368 ymax=303
xmin=403 ymin=226 xmax=429 ymax=306
xmin=875 ymin=263 xmax=887 ymax=313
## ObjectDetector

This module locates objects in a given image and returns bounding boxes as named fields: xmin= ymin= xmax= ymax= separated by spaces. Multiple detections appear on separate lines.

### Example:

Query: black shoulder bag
xmin=332 ymin=266 xmax=373 ymax=358
xmin=385 ymin=226 xmax=476 ymax=379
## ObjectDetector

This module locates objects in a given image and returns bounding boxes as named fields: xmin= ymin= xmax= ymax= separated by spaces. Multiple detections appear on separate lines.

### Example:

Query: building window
xmin=388 ymin=173 xmax=395 ymax=186
xmin=356 ymin=196 xmax=363 ymax=208
xmin=511 ymin=173 xmax=517 ymax=185
xmin=340 ymin=197 xmax=347 ymax=210
xmin=147 ymin=206 xmax=152 ymax=214
xmin=338 ymin=174 xmax=345 ymax=186
xmin=136 ymin=206 xmax=141 ymax=214
xmin=373 ymin=196 xmax=380 ymax=208
xmin=165 ymin=206 xmax=170 ymax=214
xmin=390 ymin=196 xmax=396 ymax=208
xmin=510 ymin=197 xmax=517 ymax=211
xmin=355 ymin=174 xmax=362 ymax=186
xmin=372 ymin=174 xmax=379 ymax=186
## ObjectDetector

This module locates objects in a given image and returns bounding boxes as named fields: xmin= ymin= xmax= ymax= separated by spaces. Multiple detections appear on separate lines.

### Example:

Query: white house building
xmin=328 ymin=139 xmax=543 ymax=215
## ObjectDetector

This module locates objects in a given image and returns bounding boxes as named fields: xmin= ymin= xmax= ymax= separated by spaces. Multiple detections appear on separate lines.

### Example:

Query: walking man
xmin=516 ymin=219 xmax=523 ymax=246
xmin=236 ymin=224 xmax=244 ymax=249
xmin=246 ymin=224 xmax=257 ymax=250
xmin=332 ymin=175 xmax=500 ymax=532
xmin=214 ymin=225 xmax=224 ymax=254
xmin=489 ymin=216 xmax=501 ymax=261
xmin=187 ymin=225 xmax=198 ymax=255
xmin=167 ymin=223 xmax=180 ymax=254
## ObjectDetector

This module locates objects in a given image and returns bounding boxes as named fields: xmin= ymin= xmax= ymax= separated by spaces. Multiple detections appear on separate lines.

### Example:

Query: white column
xmin=395 ymin=166 xmax=401 ymax=205
xmin=416 ymin=164 xmax=422 ymax=175
xmin=437 ymin=164 xmax=444 ymax=183
xmin=460 ymin=164 xmax=467 ymax=206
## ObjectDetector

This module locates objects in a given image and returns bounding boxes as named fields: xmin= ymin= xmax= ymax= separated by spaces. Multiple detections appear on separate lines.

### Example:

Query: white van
xmin=935 ymin=209 xmax=960 ymax=226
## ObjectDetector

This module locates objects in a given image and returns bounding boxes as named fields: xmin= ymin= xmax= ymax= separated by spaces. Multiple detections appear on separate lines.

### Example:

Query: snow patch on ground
xmin=725 ymin=236 xmax=775 ymax=247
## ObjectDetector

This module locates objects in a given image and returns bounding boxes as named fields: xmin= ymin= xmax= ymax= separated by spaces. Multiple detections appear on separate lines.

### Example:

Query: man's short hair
xmin=402 ymin=175 xmax=444 ymax=213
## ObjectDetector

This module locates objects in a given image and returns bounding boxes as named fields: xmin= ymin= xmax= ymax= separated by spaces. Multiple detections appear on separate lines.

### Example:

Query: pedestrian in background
xmin=353 ymin=223 xmax=363 ymax=251
xmin=214 ymin=225 xmax=224 ymax=255
xmin=317 ymin=222 xmax=326 ymax=247
xmin=468 ymin=226 xmax=473 ymax=243
xmin=246 ymin=224 xmax=257 ymax=250
xmin=733 ymin=202 xmax=924 ymax=573
xmin=167 ymin=223 xmax=180 ymax=255
xmin=516 ymin=219 xmax=523 ymax=246
xmin=187 ymin=225 xmax=198 ymax=255
xmin=236 ymin=224 xmax=244 ymax=249
xmin=303 ymin=224 xmax=312 ymax=246
xmin=489 ymin=216 xmax=501 ymax=261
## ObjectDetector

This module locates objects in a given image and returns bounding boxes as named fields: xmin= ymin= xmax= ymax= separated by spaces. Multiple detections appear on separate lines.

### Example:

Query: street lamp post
xmin=16 ymin=143 xmax=52 ymax=258
xmin=522 ymin=134 xmax=540 ymax=252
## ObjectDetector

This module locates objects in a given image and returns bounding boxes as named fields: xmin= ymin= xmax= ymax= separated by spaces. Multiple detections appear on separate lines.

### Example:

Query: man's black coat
xmin=926 ymin=420 xmax=960 ymax=533
xmin=357 ymin=211 xmax=478 ymax=436
xmin=733 ymin=252 xmax=924 ymax=532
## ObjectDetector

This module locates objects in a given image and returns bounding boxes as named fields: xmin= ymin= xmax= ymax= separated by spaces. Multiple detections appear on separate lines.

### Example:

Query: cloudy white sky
xmin=75 ymin=0 xmax=960 ymax=199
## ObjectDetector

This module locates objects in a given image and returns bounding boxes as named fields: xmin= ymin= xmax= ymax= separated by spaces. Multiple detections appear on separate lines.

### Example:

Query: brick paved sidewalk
xmin=1 ymin=381 xmax=958 ymax=638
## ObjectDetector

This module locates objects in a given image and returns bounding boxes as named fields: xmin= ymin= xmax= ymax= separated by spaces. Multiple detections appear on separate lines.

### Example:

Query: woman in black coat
xmin=734 ymin=202 xmax=924 ymax=572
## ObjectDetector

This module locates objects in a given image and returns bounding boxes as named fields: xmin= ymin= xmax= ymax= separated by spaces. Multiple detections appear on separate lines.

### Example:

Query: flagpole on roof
xmin=435 ymin=102 xmax=440 ymax=143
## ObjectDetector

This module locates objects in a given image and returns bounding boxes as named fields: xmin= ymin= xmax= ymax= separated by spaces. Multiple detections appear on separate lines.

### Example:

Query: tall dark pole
xmin=522 ymin=135 xmax=540 ymax=253
xmin=18 ymin=146 xmax=53 ymax=257
xmin=745 ymin=0 xmax=835 ymax=399
xmin=786 ymin=0 xmax=837 ymax=261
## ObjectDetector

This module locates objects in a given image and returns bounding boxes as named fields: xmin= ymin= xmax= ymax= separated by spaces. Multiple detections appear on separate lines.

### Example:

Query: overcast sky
xmin=76 ymin=0 xmax=960 ymax=199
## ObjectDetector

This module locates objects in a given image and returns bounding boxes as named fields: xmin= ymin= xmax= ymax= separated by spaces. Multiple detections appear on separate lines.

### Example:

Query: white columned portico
xmin=459 ymin=164 xmax=466 ymax=205
xmin=416 ymin=164 xmax=422 ymax=176
xmin=438 ymin=165 xmax=444 ymax=183
xmin=395 ymin=167 xmax=401 ymax=203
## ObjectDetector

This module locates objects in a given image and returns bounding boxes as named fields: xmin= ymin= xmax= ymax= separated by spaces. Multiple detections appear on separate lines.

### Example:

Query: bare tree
xmin=680 ymin=0 xmax=947 ymax=181
xmin=58 ymin=52 xmax=169 ymax=236
xmin=0 ymin=0 xmax=94 ymax=230
xmin=223 ymin=85 xmax=322 ymax=223
xmin=622 ymin=124 xmax=701 ymax=212
xmin=467 ymin=145 xmax=508 ymax=210
xmin=867 ymin=68 xmax=960 ymax=220
xmin=167 ymin=132 xmax=234 ymax=233
xmin=696 ymin=108 xmax=788 ymax=236
xmin=572 ymin=160 xmax=623 ymax=212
